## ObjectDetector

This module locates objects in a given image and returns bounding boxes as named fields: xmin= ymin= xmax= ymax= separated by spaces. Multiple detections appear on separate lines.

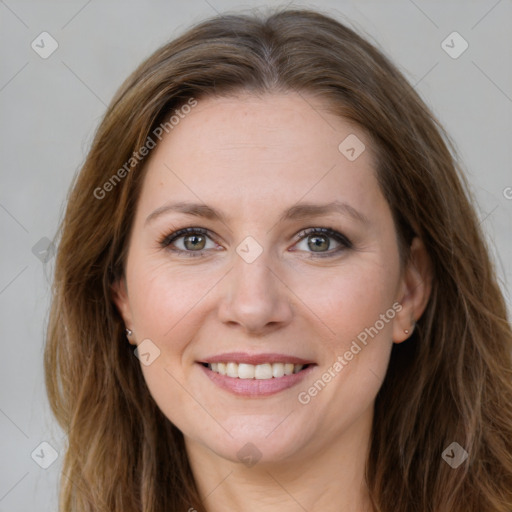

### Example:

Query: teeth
xmin=238 ymin=363 xmax=255 ymax=379
xmin=207 ymin=362 xmax=305 ymax=379
xmin=226 ymin=362 xmax=238 ymax=378
xmin=272 ymin=363 xmax=285 ymax=378
xmin=255 ymin=363 xmax=272 ymax=379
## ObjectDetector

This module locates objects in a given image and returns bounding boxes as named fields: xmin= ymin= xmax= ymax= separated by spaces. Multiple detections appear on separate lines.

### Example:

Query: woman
xmin=44 ymin=7 xmax=512 ymax=512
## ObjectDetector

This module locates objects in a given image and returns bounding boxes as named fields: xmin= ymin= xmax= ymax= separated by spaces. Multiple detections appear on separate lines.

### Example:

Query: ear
xmin=111 ymin=277 xmax=136 ymax=345
xmin=392 ymin=237 xmax=432 ymax=343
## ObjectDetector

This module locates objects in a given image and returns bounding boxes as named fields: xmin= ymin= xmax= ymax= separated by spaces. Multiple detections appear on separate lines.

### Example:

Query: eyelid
xmin=293 ymin=227 xmax=352 ymax=247
xmin=159 ymin=227 xmax=211 ymax=248
xmin=159 ymin=227 xmax=219 ymax=258
xmin=291 ymin=227 xmax=352 ymax=258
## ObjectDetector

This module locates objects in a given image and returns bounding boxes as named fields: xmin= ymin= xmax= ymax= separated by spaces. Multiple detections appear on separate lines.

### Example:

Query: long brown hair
xmin=44 ymin=7 xmax=512 ymax=511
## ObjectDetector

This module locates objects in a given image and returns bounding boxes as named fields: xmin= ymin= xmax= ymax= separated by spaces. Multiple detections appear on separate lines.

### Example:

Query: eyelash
xmin=158 ymin=226 xmax=353 ymax=259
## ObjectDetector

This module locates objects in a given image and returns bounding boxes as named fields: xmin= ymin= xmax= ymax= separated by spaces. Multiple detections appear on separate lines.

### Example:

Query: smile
xmin=204 ymin=362 xmax=308 ymax=379
xmin=197 ymin=352 xmax=316 ymax=396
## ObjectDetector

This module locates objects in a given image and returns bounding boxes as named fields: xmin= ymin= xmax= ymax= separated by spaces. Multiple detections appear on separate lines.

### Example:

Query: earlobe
xmin=392 ymin=237 xmax=432 ymax=343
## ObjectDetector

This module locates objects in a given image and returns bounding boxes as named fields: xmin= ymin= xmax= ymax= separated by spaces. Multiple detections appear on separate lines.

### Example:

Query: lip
xmin=198 ymin=352 xmax=315 ymax=365
xmin=197 ymin=361 xmax=316 ymax=397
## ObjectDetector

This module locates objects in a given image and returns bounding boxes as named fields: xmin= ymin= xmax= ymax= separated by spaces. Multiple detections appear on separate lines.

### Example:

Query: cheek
xmin=127 ymin=257 xmax=210 ymax=339
xmin=127 ymin=260 xmax=207 ymax=426
xmin=291 ymin=257 xmax=400 ymax=350
xmin=294 ymin=263 xmax=399 ymax=420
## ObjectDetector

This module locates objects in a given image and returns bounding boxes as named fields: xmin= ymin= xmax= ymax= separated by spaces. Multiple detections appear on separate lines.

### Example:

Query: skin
xmin=113 ymin=91 xmax=432 ymax=512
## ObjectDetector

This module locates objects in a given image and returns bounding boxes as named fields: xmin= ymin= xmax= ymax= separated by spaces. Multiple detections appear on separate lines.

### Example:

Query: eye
xmin=159 ymin=226 xmax=352 ymax=258
xmin=159 ymin=227 xmax=218 ymax=257
xmin=292 ymin=227 xmax=352 ymax=258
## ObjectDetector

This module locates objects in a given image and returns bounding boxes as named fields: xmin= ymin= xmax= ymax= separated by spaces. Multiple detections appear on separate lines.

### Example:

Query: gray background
xmin=0 ymin=0 xmax=511 ymax=510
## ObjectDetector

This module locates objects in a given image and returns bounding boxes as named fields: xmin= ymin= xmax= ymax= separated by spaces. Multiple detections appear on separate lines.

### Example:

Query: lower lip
xmin=198 ymin=363 xmax=316 ymax=397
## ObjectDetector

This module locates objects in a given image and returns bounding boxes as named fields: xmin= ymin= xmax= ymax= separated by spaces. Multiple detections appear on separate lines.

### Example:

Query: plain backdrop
xmin=0 ymin=1 xmax=511 ymax=510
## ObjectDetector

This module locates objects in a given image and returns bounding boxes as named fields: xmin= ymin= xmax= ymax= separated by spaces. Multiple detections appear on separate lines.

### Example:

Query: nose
xmin=217 ymin=250 xmax=294 ymax=335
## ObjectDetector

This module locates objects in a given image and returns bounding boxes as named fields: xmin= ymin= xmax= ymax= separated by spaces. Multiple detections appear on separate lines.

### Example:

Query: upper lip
xmin=199 ymin=352 xmax=316 ymax=365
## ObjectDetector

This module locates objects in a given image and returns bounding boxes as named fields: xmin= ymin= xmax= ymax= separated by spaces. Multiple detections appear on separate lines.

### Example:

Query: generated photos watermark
xmin=297 ymin=301 xmax=403 ymax=405
xmin=93 ymin=97 xmax=198 ymax=200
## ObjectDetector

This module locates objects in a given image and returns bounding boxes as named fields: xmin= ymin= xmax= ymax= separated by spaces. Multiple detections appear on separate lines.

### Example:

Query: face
xmin=113 ymin=91 xmax=427 ymax=466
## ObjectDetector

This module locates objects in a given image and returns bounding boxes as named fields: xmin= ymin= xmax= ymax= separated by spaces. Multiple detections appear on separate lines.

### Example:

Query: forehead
xmin=155 ymin=91 xmax=374 ymax=165
xmin=137 ymin=92 xmax=383 ymax=222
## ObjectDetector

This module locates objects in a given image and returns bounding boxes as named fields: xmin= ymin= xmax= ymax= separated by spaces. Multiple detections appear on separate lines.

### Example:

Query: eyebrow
xmin=145 ymin=200 xmax=369 ymax=226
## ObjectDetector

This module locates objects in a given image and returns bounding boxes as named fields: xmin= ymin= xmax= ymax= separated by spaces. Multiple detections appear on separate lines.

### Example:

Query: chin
xmin=198 ymin=418 xmax=314 ymax=466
